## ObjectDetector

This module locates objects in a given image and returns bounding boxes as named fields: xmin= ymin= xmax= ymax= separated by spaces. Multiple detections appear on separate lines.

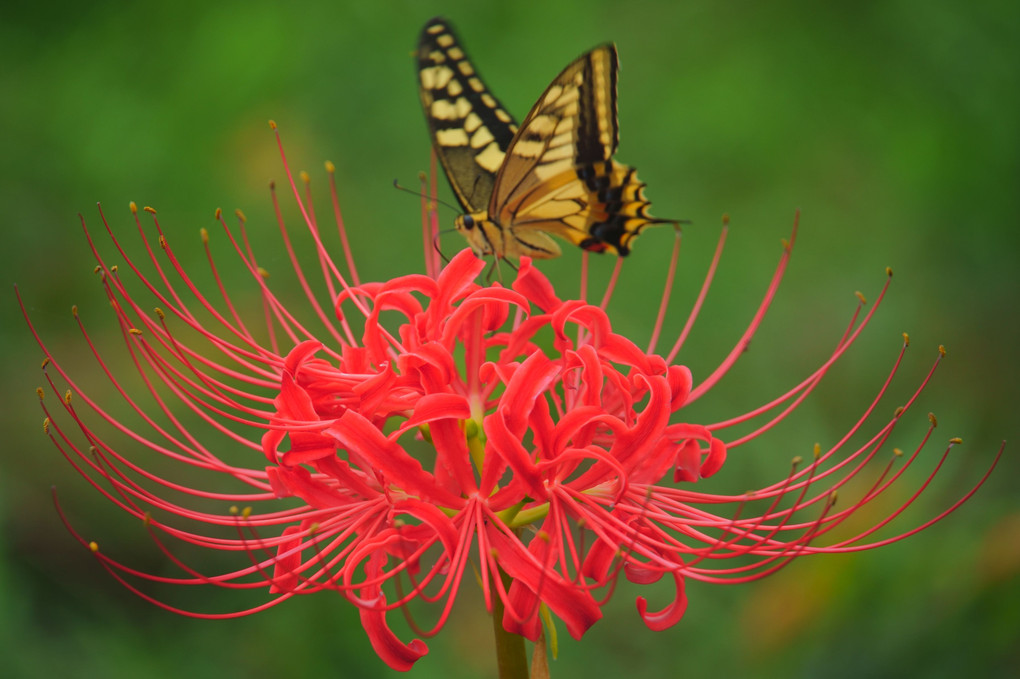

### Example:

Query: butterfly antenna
xmin=392 ymin=178 xmax=460 ymax=213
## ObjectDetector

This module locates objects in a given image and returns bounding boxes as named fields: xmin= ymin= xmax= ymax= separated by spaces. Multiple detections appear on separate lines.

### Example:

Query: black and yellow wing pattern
xmin=417 ymin=17 xmax=673 ymax=259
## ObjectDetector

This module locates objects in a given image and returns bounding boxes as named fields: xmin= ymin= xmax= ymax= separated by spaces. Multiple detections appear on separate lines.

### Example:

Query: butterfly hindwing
xmin=417 ymin=18 xmax=518 ymax=214
xmin=417 ymin=18 xmax=672 ymax=259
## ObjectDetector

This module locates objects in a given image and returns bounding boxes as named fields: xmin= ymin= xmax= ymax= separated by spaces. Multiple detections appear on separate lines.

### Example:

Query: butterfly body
xmin=418 ymin=18 xmax=672 ymax=259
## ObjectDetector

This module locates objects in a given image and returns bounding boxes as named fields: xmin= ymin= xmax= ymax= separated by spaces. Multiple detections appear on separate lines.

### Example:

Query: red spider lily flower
xmin=20 ymin=125 xmax=1001 ymax=674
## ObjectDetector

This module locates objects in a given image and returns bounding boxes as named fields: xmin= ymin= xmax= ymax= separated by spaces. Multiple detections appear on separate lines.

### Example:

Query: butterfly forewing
xmin=417 ymin=18 xmax=519 ymax=214
xmin=492 ymin=46 xmax=615 ymax=209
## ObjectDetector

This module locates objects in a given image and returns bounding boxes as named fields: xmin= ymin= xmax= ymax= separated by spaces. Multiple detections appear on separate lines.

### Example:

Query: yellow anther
xmin=928 ymin=412 xmax=938 ymax=427
xmin=89 ymin=541 xmax=99 ymax=553
xmin=855 ymin=291 xmax=867 ymax=304
xmin=36 ymin=387 xmax=44 ymax=399
xmin=214 ymin=207 xmax=222 ymax=220
xmin=939 ymin=345 xmax=946 ymax=357
xmin=902 ymin=332 xmax=910 ymax=346
xmin=325 ymin=160 xmax=335 ymax=173
xmin=300 ymin=170 xmax=310 ymax=184
xmin=949 ymin=437 xmax=963 ymax=445
xmin=235 ymin=209 xmax=246 ymax=222
xmin=154 ymin=308 xmax=165 ymax=319
xmin=128 ymin=328 xmax=142 ymax=335
xmin=200 ymin=227 xmax=209 ymax=244
xmin=64 ymin=389 xmax=72 ymax=404
xmin=268 ymin=119 xmax=277 ymax=129
xmin=41 ymin=357 xmax=50 ymax=369
xmin=43 ymin=417 xmax=50 ymax=434
xmin=129 ymin=201 xmax=138 ymax=214
xmin=144 ymin=206 xmax=156 ymax=214
xmin=257 ymin=266 xmax=270 ymax=279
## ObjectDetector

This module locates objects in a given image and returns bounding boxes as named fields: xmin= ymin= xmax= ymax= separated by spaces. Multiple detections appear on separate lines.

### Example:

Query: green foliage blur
xmin=2 ymin=1 xmax=1017 ymax=677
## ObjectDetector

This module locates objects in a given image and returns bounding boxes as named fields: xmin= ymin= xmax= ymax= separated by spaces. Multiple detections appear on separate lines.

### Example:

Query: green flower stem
xmin=491 ymin=569 xmax=530 ymax=679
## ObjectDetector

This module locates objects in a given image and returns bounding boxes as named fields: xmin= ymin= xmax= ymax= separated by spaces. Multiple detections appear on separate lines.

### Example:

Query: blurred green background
xmin=2 ymin=1 xmax=1017 ymax=677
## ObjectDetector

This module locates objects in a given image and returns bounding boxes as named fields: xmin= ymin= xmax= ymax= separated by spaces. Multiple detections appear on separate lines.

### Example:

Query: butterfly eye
xmin=462 ymin=214 xmax=475 ymax=230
